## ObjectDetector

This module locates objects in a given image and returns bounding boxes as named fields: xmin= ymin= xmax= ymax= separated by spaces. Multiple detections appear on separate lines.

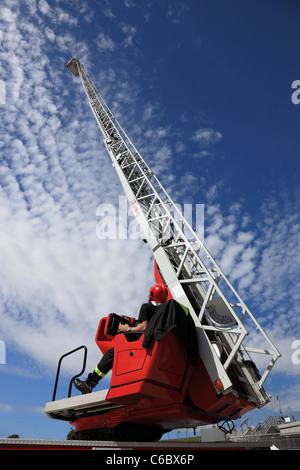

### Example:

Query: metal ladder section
xmin=68 ymin=58 xmax=280 ymax=407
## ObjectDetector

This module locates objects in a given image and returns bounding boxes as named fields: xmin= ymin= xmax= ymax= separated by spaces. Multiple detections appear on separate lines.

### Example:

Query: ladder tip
xmin=67 ymin=57 xmax=79 ymax=76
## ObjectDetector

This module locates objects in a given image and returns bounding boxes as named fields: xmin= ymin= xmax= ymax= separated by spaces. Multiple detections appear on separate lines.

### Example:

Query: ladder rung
xmin=128 ymin=175 xmax=144 ymax=184
xmin=179 ymin=278 xmax=210 ymax=284
xmin=137 ymin=193 xmax=155 ymax=201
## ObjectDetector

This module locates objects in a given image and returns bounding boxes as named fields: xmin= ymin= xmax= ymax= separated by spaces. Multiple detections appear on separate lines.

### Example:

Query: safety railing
xmin=52 ymin=345 xmax=87 ymax=401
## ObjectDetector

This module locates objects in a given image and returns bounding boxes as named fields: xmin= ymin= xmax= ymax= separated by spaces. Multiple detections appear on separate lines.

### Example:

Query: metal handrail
xmin=52 ymin=345 xmax=87 ymax=401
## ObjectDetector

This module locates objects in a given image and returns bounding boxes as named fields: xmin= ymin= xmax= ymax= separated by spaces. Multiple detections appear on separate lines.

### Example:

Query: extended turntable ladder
xmin=66 ymin=57 xmax=280 ymax=407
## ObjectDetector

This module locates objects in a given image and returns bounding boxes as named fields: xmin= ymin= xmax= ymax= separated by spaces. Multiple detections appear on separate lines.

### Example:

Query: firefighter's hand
xmin=118 ymin=323 xmax=129 ymax=333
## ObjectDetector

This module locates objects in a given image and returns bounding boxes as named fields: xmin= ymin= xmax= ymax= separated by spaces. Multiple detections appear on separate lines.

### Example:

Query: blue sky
xmin=0 ymin=0 xmax=299 ymax=440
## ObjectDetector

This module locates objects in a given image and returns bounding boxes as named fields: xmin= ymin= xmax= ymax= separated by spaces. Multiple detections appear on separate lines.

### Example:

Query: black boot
xmin=74 ymin=377 xmax=98 ymax=394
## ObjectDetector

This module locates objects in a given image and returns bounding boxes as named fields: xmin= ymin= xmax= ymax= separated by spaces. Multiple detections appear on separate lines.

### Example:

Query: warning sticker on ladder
xmin=130 ymin=198 xmax=139 ymax=213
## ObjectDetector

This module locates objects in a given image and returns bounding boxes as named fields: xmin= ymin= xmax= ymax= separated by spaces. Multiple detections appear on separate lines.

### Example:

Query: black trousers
xmin=87 ymin=347 xmax=115 ymax=384
xmin=97 ymin=347 xmax=114 ymax=374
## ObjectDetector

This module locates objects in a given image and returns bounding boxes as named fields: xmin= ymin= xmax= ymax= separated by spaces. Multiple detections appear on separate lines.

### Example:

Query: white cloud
xmin=0 ymin=7 xmax=17 ymax=22
xmin=0 ymin=403 xmax=12 ymax=412
xmin=193 ymin=128 xmax=223 ymax=147
xmin=37 ymin=0 xmax=77 ymax=25
xmin=124 ymin=0 xmax=136 ymax=7
xmin=175 ymin=141 xmax=186 ymax=153
xmin=0 ymin=80 xmax=7 ymax=104
xmin=104 ymin=8 xmax=115 ymax=20
xmin=38 ymin=0 xmax=51 ymax=16
xmin=166 ymin=2 xmax=189 ymax=24
xmin=55 ymin=7 xmax=78 ymax=25
xmin=142 ymin=103 xmax=155 ymax=121
xmin=45 ymin=26 xmax=55 ymax=41
xmin=96 ymin=31 xmax=116 ymax=52
xmin=120 ymin=23 xmax=137 ymax=48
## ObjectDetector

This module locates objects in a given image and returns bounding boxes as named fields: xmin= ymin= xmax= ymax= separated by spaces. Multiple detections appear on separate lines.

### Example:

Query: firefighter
xmin=74 ymin=284 xmax=169 ymax=394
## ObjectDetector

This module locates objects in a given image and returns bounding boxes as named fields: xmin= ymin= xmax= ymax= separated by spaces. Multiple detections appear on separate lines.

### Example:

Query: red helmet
xmin=149 ymin=284 xmax=168 ymax=304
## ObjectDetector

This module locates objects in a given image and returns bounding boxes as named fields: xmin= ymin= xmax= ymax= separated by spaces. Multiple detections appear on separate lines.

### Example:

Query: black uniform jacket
xmin=142 ymin=299 xmax=199 ymax=366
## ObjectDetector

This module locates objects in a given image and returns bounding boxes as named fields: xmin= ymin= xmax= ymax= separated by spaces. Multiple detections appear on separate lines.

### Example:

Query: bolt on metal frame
xmin=67 ymin=57 xmax=280 ymax=408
